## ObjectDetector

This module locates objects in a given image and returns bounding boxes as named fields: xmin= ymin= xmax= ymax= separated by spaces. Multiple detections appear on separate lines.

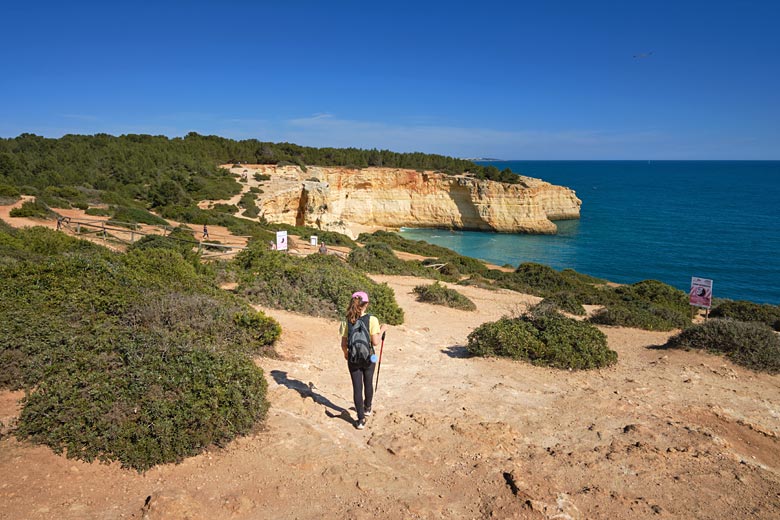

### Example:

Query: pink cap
xmin=351 ymin=291 xmax=369 ymax=303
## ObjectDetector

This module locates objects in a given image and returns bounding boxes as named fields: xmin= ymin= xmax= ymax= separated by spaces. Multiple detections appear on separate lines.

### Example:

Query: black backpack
xmin=347 ymin=314 xmax=375 ymax=366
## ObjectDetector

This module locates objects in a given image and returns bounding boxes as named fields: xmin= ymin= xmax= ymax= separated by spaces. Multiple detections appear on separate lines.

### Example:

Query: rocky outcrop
xmin=248 ymin=165 xmax=580 ymax=237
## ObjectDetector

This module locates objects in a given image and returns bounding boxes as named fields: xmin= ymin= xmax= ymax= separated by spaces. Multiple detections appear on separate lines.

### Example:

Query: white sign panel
xmin=310 ymin=235 xmax=318 ymax=246
xmin=276 ymin=230 xmax=288 ymax=251
xmin=689 ymin=277 xmax=713 ymax=308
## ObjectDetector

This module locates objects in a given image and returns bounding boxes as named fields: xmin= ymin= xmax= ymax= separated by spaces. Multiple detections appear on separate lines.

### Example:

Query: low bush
xmin=253 ymin=173 xmax=271 ymax=182
xmin=467 ymin=314 xmax=616 ymax=369
xmin=128 ymin=226 xmax=199 ymax=266
xmin=43 ymin=186 xmax=90 ymax=208
xmin=0 ymin=184 xmax=20 ymax=198
xmin=348 ymin=242 xmax=435 ymax=278
xmin=710 ymin=300 xmax=780 ymax=331
xmin=413 ymin=282 xmax=476 ymax=311
xmin=9 ymin=199 xmax=56 ymax=219
xmin=540 ymin=291 xmax=586 ymax=316
xmin=17 ymin=337 xmax=269 ymax=471
xmin=239 ymin=192 xmax=259 ymax=218
xmin=212 ymin=203 xmax=239 ymax=214
xmin=494 ymin=263 xmax=580 ymax=296
xmin=235 ymin=245 xmax=404 ymax=325
xmin=0 ymin=225 xmax=280 ymax=470
xmin=111 ymin=206 xmax=169 ymax=227
xmin=589 ymin=302 xmax=689 ymax=331
xmin=666 ymin=319 xmax=780 ymax=372
xmin=85 ymin=207 xmax=112 ymax=216
xmin=613 ymin=280 xmax=689 ymax=314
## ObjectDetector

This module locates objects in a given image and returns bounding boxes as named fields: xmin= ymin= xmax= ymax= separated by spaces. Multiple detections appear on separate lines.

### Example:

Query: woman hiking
xmin=340 ymin=291 xmax=385 ymax=430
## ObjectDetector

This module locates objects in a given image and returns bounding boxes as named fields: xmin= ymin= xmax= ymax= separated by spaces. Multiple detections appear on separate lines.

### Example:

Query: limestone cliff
xmin=243 ymin=165 xmax=581 ymax=237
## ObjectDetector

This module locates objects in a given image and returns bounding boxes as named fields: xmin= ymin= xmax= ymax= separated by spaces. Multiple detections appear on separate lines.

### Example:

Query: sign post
xmin=276 ymin=230 xmax=288 ymax=252
xmin=689 ymin=277 xmax=713 ymax=320
xmin=310 ymin=235 xmax=318 ymax=247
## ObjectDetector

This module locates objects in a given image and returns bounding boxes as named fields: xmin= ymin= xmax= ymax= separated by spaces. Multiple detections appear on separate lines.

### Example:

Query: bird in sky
xmin=633 ymin=51 xmax=653 ymax=59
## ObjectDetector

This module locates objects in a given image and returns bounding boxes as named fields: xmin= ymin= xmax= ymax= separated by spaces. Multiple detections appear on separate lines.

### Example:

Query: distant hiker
xmin=340 ymin=291 xmax=385 ymax=430
xmin=269 ymin=240 xmax=277 ymax=250
xmin=202 ymin=224 xmax=209 ymax=240
xmin=56 ymin=217 xmax=63 ymax=231
xmin=318 ymin=241 xmax=328 ymax=254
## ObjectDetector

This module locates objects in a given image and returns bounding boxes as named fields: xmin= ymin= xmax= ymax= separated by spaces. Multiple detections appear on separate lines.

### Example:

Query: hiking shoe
xmin=356 ymin=418 xmax=366 ymax=430
xmin=364 ymin=407 xmax=372 ymax=417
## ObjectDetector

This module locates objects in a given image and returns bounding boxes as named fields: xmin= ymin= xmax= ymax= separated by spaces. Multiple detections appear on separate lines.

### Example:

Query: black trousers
xmin=348 ymin=361 xmax=375 ymax=421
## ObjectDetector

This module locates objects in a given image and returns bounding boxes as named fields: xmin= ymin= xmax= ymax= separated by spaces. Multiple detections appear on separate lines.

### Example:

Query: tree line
xmin=0 ymin=133 xmax=519 ymax=202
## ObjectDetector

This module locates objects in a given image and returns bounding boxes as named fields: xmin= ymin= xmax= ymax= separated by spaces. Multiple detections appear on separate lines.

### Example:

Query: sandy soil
xmin=0 ymin=272 xmax=779 ymax=519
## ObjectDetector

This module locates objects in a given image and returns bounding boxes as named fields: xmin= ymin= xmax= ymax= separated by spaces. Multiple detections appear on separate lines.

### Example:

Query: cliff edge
xmin=225 ymin=165 xmax=581 ymax=237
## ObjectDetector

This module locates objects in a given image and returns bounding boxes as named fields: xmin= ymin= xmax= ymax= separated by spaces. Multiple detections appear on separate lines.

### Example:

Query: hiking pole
xmin=374 ymin=331 xmax=386 ymax=392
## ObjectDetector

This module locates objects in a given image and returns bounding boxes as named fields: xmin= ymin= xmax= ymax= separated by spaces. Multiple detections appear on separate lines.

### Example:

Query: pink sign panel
xmin=689 ymin=277 xmax=713 ymax=308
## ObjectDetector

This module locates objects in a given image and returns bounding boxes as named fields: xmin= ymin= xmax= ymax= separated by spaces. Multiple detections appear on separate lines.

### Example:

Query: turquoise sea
xmin=401 ymin=161 xmax=780 ymax=305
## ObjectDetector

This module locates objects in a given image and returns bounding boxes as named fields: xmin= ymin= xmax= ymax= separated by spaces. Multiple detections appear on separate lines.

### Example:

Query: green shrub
xmin=249 ymin=187 xmax=262 ymax=194
xmin=561 ymin=268 xmax=608 ymax=285
xmin=128 ymin=226 xmax=198 ymax=263
xmin=413 ymin=282 xmax=476 ymax=311
xmin=348 ymin=242 xmax=434 ymax=278
xmin=212 ymin=203 xmax=239 ymax=214
xmin=711 ymin=300 xmax=780 ymax=331
xmin=467 ymin=317 xmax=544 ymax=359
xmin=613 ymin=280 xmax=689 ymax=314
xmin=467 ymin=314 xmax=616 ymax=369
xmin=85 ymin=207 xmax=112 ymax=216
xmin=666 ymin=319 xmax=780 ymax=372
xmin=503 ymin=263 xmax=578 ymax=295
xmin=0 ymin=184 xmax=20 ymax=198
xmin=17 ymin=340 xmax=269 ymax=471
xmin=0 ymin=225 xmax=281 ymax=470
xmin=540 ymin=292 xmax=586 ymax=315
xmin=253 ymin=173 xmax=271 ymax=182
xmin=235 ymin=245 xmax=404 ymax=325
xmin=9 ymin=199 xmax=55 ymax=219
xmin=111 ymin=206 xmax=169 ymax=227
xmin=583 ymin=280 xmax=691 ymax=330
xmin=589 ymin=302 xmax=689 ymax=331
xmin=358 ymin=230 xmax=489 ymax=277
xmin=239 ymin=192 xmax=259 ymax=218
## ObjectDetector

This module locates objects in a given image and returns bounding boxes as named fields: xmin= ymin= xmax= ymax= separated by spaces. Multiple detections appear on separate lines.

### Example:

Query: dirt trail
xmin=0 ymin=197 xmax=250 ymax=255
xmin=1 ymin=273 xmax=779 ymax=519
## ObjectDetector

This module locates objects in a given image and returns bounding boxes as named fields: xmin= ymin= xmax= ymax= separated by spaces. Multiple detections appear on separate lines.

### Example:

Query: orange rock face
xmin=250 ymin=166 xmax=581 ymax=237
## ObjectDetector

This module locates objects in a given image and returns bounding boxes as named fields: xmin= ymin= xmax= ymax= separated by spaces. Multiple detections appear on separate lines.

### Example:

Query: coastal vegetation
xmin=8 ymin=199 xmax=55 ymax=219
xmin=666 ymin=319 xmax=780 ymax=373
xmin=0 ymin=134 xmax=521 ymax=202
xmin=413 ymin=282 xmax=476 ymax=311
xmin=0 ymin=221 xmax=280 ymax=471
xmin=466 ymin=306 xmax=617 ymax=369
xmin=233 ymin=244 xmax=404 ymax=325
xmin=357 ymin=231 xmax=692 ymax=331
xmin=710 ymin=300 xmax=780 ymax=331
xmin=539 ymin=292 xmax=587 ymax=316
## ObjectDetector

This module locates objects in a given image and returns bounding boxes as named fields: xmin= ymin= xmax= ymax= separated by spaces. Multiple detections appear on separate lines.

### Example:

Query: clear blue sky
xmin=1 ymin=0 xmax=778 ymax=159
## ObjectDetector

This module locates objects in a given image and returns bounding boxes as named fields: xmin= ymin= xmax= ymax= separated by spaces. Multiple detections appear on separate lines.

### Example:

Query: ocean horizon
xmin=401 ymin=160 xmax=780 ymax=305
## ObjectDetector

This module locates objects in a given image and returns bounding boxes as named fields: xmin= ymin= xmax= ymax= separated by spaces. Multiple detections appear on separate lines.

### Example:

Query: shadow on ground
xmin=442 ymin=345 xmax=471 ymax=358
xmin=270 ymin=370 xmax=353 ymax=425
